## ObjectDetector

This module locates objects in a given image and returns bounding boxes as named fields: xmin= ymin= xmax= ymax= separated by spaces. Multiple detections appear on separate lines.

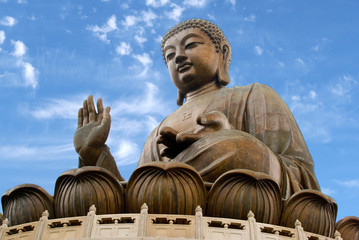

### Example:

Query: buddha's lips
xmin=177 ymin=63 xmax=193 ymax=73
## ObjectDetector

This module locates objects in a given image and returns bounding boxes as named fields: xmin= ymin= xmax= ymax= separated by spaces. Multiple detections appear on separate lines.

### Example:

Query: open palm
xmin=74 ymin=95 xmax=111 ymax=166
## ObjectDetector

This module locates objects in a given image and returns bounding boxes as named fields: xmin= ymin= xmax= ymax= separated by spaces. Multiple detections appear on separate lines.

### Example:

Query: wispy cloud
xmin=334 ymin=179 xmax=359 ymax=188
xmin=116 ymin=42 xmax=131 ymax=56
xmin=11 ymin=40 xmax=27 ymax=57
xmin=166 ymin=3 xmax=185 ymax=21
xmin=0 ymin=40 xmax=39 ymax=89
xmin=132 ymin=52 xmax=153 ymax=77
xmin=321 ymin=187 xmax=336 ymax=196
xmin=0 ymin=30 xmax=5 ymax=45
xmin=112 ymin=140 xmax=140 ymax=166
xmin=0 ymin=16 xmax=17 ymax=27
xmin=254 ymin=45 xmax=263 ymax=56
xmin=111 ymin=82 xmax=168 ymax=116
xmin=244 ymin=14 xmax=256 ymax=22
xmin=331 ymin=74 xmax=357 ymax=97
xmin=226 ymin=0 xmax=236 ymax=5
xmin=86 ymin=15 xmax=118 ymax=43
xmin=23 ymin=95 xmax=86 ymax=119
xmin=0 ymin=144 xmax=74 ymax=161
xmin=284 ymin=74 xmax=358 ymax=144
xmin=122 ymin=15 xmax=139 ymax=28
xmin=183 ymin=0 xmax=206 ymax=8
xmin=146 ymin=0 xmax=169 ymax=7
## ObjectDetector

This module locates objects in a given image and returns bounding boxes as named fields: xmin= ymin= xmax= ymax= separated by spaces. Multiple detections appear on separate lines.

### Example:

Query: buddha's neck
xmin=185 ymin=81 xmax=221 ymax=103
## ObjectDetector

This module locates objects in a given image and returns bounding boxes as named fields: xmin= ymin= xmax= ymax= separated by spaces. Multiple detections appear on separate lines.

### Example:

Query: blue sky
xmin=0 ymin=0 xmax=358 ymax=221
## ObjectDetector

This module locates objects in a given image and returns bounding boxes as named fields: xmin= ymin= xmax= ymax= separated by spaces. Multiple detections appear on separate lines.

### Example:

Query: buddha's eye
xmin=166 ymin=52 xmax=175 ymax=62
xmin=185 ymin=42 xmax=201 ymax=49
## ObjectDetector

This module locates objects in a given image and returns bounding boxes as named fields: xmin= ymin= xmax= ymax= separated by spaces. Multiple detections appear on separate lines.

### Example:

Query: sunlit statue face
xmin=163 ymin=28 xmax=221 ymax=95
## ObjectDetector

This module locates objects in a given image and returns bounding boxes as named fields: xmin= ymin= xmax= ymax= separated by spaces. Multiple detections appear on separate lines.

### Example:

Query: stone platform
xmin=0 ymin=204 xmax=343 ymax=240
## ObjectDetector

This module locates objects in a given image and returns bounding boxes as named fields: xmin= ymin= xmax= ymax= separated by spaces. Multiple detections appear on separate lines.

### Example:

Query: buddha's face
xmin=163 ymin=28 xmax=220 ymax=95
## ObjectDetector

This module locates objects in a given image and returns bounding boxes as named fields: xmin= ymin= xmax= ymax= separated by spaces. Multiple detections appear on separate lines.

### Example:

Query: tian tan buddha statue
xmin=2 ymin=19 xmax=357 ymax=239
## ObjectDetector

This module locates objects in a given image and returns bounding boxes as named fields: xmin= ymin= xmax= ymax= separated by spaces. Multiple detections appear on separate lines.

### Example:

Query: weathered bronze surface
xmin=207 ymin=169 xmax=282 ymax=224
xmin=1 ymin=184 xmax=54 ymax=226
xmin=335 ymin=216 xmax=359 ymax=240
xmin=54 ymin=166 xmax=125 ymax=218
xmin=280 ymin=189 xmax=337 ymax=237
xmin=126 ymin=161 xmax=206 ymax=215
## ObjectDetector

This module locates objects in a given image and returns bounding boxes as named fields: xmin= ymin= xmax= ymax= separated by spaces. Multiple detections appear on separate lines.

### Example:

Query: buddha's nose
xmin=175 ymin=51 xmax=187 ymax=64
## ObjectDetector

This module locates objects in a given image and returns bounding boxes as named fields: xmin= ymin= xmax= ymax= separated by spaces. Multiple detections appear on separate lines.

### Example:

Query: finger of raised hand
xmin=87 ymin=95 xmax=96 ymax=123
xmin=97 ymin=98 xmax=104 ymax=122
xmin=83 ymin=100 xmax=89 ymax=125
xmin=101 ymin=106 xmax=111 ymax=130
xmin=77 ymin=108 xmax=83 ymax=128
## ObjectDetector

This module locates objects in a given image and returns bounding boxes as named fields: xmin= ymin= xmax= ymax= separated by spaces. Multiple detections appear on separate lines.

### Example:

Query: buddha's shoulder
xmin=226 ymin=83 xmax=278 ymax=96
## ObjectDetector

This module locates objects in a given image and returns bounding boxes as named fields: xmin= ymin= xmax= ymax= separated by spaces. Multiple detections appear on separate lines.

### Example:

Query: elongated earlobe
xmin=177 ymin=90 xmax=185 ymax=106
xmin=217 ymin=41 xmax=231 ymax=86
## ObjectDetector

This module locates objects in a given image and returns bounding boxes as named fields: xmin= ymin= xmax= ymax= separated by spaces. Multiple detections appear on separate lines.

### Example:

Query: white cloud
xmin=321 ymin=187 xmax=336 ymax=195
xmin=113 ymin=140 xmax=140 ymax=166
xmin=183 ymin=0 xmax=206 ymax=8
xmin=24 ymin=96 xmax=86 ymax=119
xmin=254 ymin=45 xmax=263 ymax=56
xmin=142 ymin=10 xmax=158 ymax=27
xmin=309 ymin=90 xmax=317 ymax=99
xmin=226 ymin=0 xmax=236 ymax=5
xmin=166 ymin=3 xmax=185 ymax=21
xmin=116 ymin=42 xmax=131 ymax=56
xmin=331 ymin=74 xmax=357 ymax=97
xmin=135 ymin=34 xmax=147 ymax=45
xmin=295 ymin=58 xmax=304 ymax=65
xmin=11 ymin=40 xmax=27 ymax=57
xmin=133 ymin=52 xmax=153 ymax=77
xmin=0 ymin=16 xmax=17 ymax=27
xmin=22 ymin=62 xmax=38 ymax=89
xmin=0 ymin=144 xmax=73 ymax=161
xmin=146 ymin=0 xmax=169 ymax=7
xmin=277 ymin=61 xmax=285 ymax=68
xmin=86 ymin=15 xmax=118 ymax=43
xmin=111 ymin=82 xmax=167 ymax=116
xmin=122 ymin=15 xmax=139 ymax=28
xmin=244 ymin=14 xmax=256 ymax=22
xmin=0 ymin=30 xmax=5 ymax=45
xmin=335 ymin=179 xmax=359 ymax=188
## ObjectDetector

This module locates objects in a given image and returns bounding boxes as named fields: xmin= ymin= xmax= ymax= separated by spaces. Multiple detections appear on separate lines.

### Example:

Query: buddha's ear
xmin=177 ymin=90 xmax=185 ymax=106
xmin=217 ymin=41 xmax=231 ymax=86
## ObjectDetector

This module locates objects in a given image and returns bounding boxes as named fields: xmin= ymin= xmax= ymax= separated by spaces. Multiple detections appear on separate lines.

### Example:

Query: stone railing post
xmin=34 ymin=210 xmax=49 ymax=240
xmin=82 ymin=205 xmax=97 ymax=238
xmin=247 ymin=211 xmax=258 ymax=240
xmin=294 ymin=219 xmax=307 ymax=240
xmin=195 ymin=206 xmax=203 ymax=239
xmin=334 ymin=230 xmax=343 ymax=240
xmin=0 ymin=218 xmax=9 ymax=239
xmin=138 ymin=203 xmax=148 ymax=237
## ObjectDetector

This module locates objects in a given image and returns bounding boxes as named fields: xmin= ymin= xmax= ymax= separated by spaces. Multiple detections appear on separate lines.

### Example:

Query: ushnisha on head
xmin=161 ymin=19 xmax=232 ymax=105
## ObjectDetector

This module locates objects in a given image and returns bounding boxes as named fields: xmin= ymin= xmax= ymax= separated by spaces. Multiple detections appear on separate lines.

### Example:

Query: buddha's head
xmin=161 ymin=19 xmax=232 ymax=105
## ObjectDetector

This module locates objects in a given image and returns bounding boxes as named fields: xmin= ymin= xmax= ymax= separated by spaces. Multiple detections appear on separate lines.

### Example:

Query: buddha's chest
xmin=162 ymin=93 xmax=216 ymax=132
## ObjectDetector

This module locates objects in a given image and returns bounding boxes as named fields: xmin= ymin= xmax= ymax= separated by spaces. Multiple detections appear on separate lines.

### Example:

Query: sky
xmin=0 ymin=0 xmax=358 ymax=222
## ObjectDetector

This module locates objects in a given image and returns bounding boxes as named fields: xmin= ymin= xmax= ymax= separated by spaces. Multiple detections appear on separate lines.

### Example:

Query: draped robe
xmin=138 ymin=83 xmax=320 ymax=199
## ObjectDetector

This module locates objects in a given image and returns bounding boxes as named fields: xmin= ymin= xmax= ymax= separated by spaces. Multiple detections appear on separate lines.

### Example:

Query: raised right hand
xmin=74 ymin=95 xmax=111 ymax=166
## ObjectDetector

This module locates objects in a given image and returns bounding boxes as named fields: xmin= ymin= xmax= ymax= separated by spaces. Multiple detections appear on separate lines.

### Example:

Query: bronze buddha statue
xmin=3 ymin=19 xmax=349 ymax=238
